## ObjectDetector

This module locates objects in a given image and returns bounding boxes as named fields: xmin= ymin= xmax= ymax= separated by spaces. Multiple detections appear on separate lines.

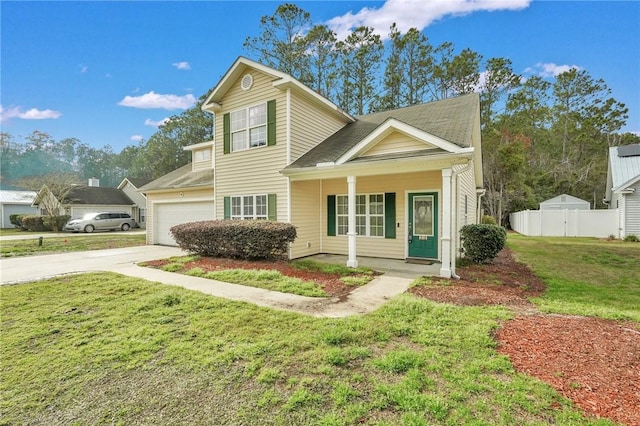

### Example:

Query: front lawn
xmin=0 ymin=273 xmax=607 ymax=425
xmin=0 ymin=234 xmax=146 ymax=257
xmin=507 ymin=234 xmax=640 ymax=321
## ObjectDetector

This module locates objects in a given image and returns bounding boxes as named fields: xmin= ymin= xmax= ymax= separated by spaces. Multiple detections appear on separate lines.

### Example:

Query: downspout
xmin=450 ymin=160 xmax=472 ymax=280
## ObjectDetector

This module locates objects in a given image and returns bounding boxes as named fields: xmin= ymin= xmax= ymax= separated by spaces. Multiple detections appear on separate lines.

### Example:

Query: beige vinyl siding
xmin=144 ymin=187 xmax=214 ymax=244
xmin=192 ymin=148 xmax=213 ymax=172
xmin=214 ymin=70 xmax=289 ymax=221
xmin=320 ymin=171 xmax=442 ymax=260
xmin=361 ymin=131 xmax=432 ymax=157
xmin=290 ymin=180 xmax=322 ymax=258
xmin=453 ymin=163 xmax=477 ymax=252
xmin=289 ymin=94 xmax=347 ymax=163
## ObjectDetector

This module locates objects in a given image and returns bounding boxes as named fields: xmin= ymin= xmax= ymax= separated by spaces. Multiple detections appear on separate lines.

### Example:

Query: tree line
xmin=1 ymin=3 xmax=637 ymax=225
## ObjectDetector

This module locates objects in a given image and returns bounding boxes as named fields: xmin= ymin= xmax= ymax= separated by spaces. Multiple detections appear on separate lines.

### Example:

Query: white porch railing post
xmin=346 ymin=175 xmax=358 ymax=268
xmin=440 ymin=168 xmax=452 ymax=278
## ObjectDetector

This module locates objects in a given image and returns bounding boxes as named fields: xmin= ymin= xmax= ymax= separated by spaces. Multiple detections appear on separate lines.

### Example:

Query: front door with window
xmin=408 ymin=192 xmax=438 ymax=259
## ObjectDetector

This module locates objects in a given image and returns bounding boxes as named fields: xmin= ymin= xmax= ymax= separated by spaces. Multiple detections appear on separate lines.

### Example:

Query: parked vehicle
xmin=63 ymin=212 xmax=137 ymax=233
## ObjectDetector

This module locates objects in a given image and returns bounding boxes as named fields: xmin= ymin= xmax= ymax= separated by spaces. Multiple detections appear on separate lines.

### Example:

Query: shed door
xmin=154 ymin=201 xmax=214 ymax=246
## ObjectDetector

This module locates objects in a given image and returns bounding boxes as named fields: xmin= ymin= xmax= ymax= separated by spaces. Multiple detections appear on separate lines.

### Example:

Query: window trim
xmin=229 ymin=102 xmax=268 ymax=153
xmin=230 ymin=194 xmax=269 ymax=220
xmin=194 ymin=149 xmax=211 ymax=162
xmin=335 ymin=193 xmax=385 ymax=238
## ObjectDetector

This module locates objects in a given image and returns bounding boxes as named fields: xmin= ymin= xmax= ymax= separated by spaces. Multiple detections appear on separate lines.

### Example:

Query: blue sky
xmin=1 ymin=1 xmax=638 ymax=153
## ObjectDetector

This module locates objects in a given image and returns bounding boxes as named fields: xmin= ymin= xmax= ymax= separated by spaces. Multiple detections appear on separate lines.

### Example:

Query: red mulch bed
xmin=409 ymin=248 xmax=640 ymax=426
xmin=144 ymin=257 xmax=372 ymax=298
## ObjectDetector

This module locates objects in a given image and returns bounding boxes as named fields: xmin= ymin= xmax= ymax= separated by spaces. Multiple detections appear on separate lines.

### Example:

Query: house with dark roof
xmin=33 ymin=177 xmax=150 ymax=228
xmin=0 ymin=190 xmax=38 ymax=228
xmin=604 ymin=144 xmax=640 ymax=238
xmin=139 ymin=57 xmax=484 ymax=278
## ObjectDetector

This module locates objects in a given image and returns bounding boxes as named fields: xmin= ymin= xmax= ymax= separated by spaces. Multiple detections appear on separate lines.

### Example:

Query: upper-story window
xmin=230 ymin=103 xmax=267 ymax=152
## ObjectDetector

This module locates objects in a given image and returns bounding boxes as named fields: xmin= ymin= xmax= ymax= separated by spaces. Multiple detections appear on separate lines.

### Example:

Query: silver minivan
xmin=63 ymin=212 xmax=137 ymax=233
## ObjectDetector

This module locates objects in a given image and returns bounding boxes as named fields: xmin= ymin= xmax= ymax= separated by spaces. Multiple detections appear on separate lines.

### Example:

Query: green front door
xmin=408 ymin=192 xmax=438 ymax=259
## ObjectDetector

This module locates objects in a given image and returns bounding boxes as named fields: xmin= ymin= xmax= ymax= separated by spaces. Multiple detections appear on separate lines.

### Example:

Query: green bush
xmin=481 ymin=215 xmax=497 ymax=225
xmin=9 ymin=214 xmax=28 ymax=229
xmin=170 ymin=220 xmax=297 ymax=260
xmin=45 ymin=215 xmax=70 ymax=232
xmin=460 ymin=224 xmax=507 ymax=264
xmin=21 ymin=215 xmax=50 ymax=231
xmin=624 ymin=234 xmax=639 ymax=242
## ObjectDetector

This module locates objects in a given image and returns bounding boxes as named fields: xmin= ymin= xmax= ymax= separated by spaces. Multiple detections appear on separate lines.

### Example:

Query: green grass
xmin=203 ymin=269 xmax=327 ymax=297
xmin=0 ymin=233 xmax=146 ymax=257
xmin=0 ymin=273 xmax=614 ymax=425
xmin=0 ymin=228 xmax=35 ymax=236
xmin=508 ymin=234 xmax=640 ymax=321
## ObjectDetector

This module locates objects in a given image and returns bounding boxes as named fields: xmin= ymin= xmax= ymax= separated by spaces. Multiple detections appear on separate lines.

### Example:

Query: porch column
xmin=346 ymin=175 xmax=358 ymax=268
xmin=440 ymin=168 xmax=452 ymax=278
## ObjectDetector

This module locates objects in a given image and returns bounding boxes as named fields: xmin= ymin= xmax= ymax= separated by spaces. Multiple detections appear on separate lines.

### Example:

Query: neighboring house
xmin=0 ymin=190 xmax=38 ymax=228
xmin=117 ymin=178 xmax=152 ymax=229
xmin=140 ymin=57 xmax=484 ymax=278
xmin=539 ymin=194 xmax=590 ymax=210
xmin=604 ymin=144 xmax=640 ymax=238
xmin=33 ymin=178 xmax=138 ymax=221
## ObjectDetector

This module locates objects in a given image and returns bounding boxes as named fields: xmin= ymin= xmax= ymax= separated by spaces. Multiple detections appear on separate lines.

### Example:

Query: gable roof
xmin=609 ymin=144 xmax=640 ymax=191
xmin=118 ymin=177 xmax=153 ymax=190
xmin=201 ymin=56 xmax=354 ymax=123
xmin=0 ymin=190 xmax=37 ymax=204
xmin=540 ymin=194 xmax=589 ymax=205
xmin=287 ymin=94 xmax=479 ymax=169
xmin=138 ymin=163 xmax=214 ymax=192
xmin=62 ymin=186 xmax=135 ymax=206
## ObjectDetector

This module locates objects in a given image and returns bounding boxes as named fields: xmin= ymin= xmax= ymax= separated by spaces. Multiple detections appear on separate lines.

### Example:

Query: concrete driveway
xmin=0 ymin=246 xmax=415 ymax=317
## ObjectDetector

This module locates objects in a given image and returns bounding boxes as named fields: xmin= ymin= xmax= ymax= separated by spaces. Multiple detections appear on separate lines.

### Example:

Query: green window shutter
xmin=327 ymin=195 xmax=336 ymax=237
xmin=223 ymin=196 xmax=231 ymax=219
xmin=223 ymin=113 xmax=230 ymax=154
xmin=268 ymin=193 xmax=277 ymax=220
xmin=384 ymin=192 xmax=396 ymax=239
xmin=267 ymin=100 xmax=276 ymax=146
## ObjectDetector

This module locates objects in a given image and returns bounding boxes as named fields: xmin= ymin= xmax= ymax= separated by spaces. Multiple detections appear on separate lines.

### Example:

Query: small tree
xmin=16 ymin=172 xmax=81 ymax=231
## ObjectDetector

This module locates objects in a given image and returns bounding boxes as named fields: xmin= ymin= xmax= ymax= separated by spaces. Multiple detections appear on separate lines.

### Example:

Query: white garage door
xmin=154 ymin=201 xmax=214 ymax=246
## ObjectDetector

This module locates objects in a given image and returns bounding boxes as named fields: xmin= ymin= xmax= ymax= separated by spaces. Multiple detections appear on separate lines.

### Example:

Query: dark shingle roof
xmin=125 ymin=177 xmax=153 ymax=188
xmin=138 ymin=163 xmax=214 ymax=192
xmin=63 ymin=186 xmax=135 ymax=205
xmin=288 ymin=93 xmax=478 ymax=169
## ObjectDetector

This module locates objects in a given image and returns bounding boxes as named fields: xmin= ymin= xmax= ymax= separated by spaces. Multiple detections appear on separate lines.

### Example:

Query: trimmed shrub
xmin=21 ymin=215 xmax=50 ymax=232
xmin=624 ymin=234 xmax=639 ymax=243
xmin=460 ymin=224 xmax=507 ymax=264
xmin=170 ymin=220 xmax=297 ymax=260
xmin=481 ymin=215 xmax=497 ymax=225
xmin=45 ymin=215 xmax=71 ymax=232
xmin=9 ymin=214 xmax=28 ymax=229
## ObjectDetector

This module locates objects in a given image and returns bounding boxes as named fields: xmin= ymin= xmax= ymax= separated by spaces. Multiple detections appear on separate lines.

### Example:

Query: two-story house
xmin=139 ymin=57 xmax=484 ymax=278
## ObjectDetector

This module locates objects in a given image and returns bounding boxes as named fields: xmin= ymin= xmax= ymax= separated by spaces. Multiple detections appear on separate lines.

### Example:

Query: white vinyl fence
xmin=510 ymin=209 xmax=619 ymax=238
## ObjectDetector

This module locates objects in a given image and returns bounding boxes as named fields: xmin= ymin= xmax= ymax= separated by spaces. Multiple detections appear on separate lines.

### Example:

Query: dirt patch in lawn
xmin=409 ymin=248 xmax=640 ymax=426
xmin=143 ymin=257 xmax=373 ymax=298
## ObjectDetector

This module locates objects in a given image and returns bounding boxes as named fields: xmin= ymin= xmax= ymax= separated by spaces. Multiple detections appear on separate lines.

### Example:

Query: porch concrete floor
xmin=304 ymin=254 xmax=441 ymax=279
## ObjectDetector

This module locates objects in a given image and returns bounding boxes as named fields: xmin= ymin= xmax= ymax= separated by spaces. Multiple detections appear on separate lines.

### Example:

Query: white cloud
xmin=525 ymin=62 xmax=581 ymax=78
xmin=0 ymin=105 xmax=62 ymax=122
xmin=118 ymin=91 xmax=196 ymax=110
xmin=130 ymin=135 xmax=144 ymax=142
xmin=172 ymin=61 xmax=191 ymax=70
xmin=144 ymin=117 xmax=170 ymax=127
xmin=79 ymin=64 xmax=88 ymax=73
xmin=325 ymin=0 xmax=531 ymax=40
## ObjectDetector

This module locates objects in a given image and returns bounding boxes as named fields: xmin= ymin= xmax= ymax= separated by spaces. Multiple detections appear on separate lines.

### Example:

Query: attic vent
xmin=241 ymin=74 xmax=253 ymax=91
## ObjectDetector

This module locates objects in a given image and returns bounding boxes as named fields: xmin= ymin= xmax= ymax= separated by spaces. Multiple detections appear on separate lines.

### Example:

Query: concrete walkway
xmin=0 ymin=246 xmax=436 ymax=318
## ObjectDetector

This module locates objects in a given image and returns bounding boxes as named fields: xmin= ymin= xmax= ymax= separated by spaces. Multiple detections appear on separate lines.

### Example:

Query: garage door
xmin=154 ymin=201 xmax=214 ymax=246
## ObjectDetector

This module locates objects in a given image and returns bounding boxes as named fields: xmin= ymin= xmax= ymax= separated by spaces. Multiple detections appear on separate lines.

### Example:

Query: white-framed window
xmin=336 ymin=193 xmax=384 ymax=237
xmin=231 ymin=194 xmax=268 ymax=220
xmin=230 ymin=103 xmax=267 ymax=152
xmin=194 ymin=149 xmax=211 ymax=162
